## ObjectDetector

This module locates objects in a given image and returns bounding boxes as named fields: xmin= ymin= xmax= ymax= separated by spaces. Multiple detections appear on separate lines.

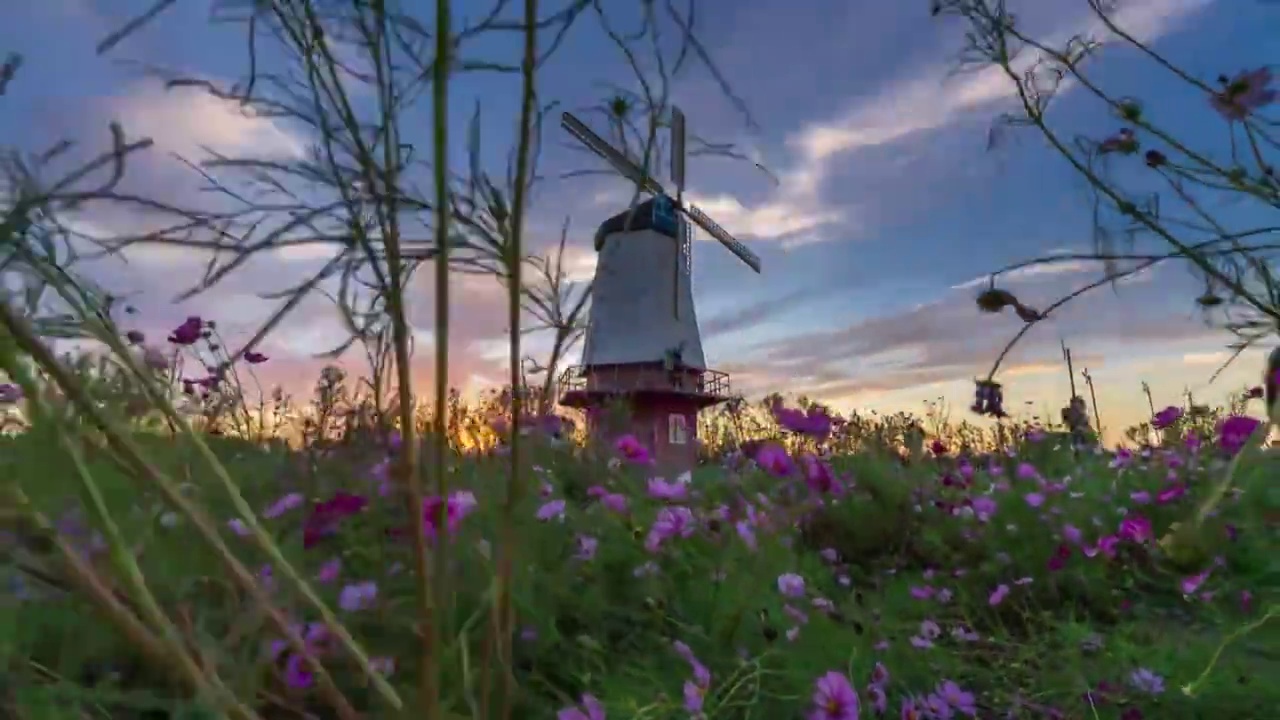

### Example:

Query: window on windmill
xmin=668 ymin=413 xmax=689 ymax=445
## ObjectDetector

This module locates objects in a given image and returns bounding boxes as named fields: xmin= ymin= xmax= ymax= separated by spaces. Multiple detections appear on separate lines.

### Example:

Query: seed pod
xmin=976 ymin=286 xmax=1018 ymax=313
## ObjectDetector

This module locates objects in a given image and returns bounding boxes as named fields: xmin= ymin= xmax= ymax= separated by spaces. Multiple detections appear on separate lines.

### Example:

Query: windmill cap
xmin=593 ymin=196 xmax=679 ymax=250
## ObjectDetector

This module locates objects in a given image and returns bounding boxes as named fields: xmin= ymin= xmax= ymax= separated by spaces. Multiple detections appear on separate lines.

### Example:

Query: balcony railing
xmin=558 ymin=364 xmax=731 ymax=400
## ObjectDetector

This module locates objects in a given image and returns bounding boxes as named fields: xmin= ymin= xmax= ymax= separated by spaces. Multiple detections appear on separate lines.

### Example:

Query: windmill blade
xmin=670 ymin=106 xmax=686 ymax=198
xmin=561 ymin=112 xmax=665 ymax=196
xmin=683 ymin=204 xmax=761 ymax=273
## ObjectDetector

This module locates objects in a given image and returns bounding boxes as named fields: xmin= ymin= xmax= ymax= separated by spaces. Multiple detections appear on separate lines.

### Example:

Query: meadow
xmin=3 ymin=1 xmax=1280 ymax=718
xmin=1 ymin=332 xmax=1277 ymax=719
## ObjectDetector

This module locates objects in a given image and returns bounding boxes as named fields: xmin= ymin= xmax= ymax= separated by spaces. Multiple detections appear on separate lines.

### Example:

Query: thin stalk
xmin=2 ymin=488 xmax=259 ymax=720
xmin=0 ymin=340 xmax=245 ymax=720
xmin=8 ymin=243 xmax=399 ymax=710
xmin=359 ymin=1 xmax=435 ymax=715
xmin=428 ymin=0 xmax=454 ymax=715
xmin=0 ymin=304 xmax=370 ymax=718
xmin=992 ymin=35 xmax=1279 ymax=324
xmin=497 ymin=0 xmax=540 ymax=716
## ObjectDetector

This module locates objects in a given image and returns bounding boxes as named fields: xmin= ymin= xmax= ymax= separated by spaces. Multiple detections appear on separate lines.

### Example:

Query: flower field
xmin=3 ymin=372 xmax=1276 ymax=719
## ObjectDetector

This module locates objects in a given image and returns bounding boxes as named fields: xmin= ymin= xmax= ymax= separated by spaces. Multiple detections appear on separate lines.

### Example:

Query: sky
xmin=3 ymin=0 xmax=1279 ymax=443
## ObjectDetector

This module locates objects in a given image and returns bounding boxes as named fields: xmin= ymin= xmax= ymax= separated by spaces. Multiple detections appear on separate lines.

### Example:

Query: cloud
xmin=109 ymin=82 xmax=306 ymax=160
xmin=688 ymin=0 xmax=1214 ymax=249
xmin=701 ymin=284 xmax=844 ymax=340
xmin=1182 ymin=350 xmax=1231 ymax=366
xmin=952 ymin=258 xmax=1100 ymax=289
xmin=721 ymin=266 xmax=1222 ymax=402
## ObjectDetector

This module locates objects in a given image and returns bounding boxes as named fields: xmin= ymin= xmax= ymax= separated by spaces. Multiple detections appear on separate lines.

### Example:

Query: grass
xmin=2 ymin=380 xmax=1277 ymax=719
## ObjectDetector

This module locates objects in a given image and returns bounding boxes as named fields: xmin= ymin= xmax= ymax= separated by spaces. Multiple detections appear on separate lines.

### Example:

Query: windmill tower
xmin=557 ymin=107 xmax=762 ymax=476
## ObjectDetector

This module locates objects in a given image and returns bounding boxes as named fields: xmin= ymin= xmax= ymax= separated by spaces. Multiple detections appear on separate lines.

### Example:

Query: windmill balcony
xmin=557 ymin=363 xmax=731 ymax=408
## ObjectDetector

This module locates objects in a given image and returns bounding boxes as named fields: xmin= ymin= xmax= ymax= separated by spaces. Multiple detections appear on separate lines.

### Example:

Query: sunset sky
xmin=3 ymin=0 xmax=1277 ymax=443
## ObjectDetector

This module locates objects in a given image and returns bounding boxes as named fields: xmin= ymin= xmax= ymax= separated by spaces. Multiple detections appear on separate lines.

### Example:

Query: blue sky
xmin=4 ymin=0 xmax=1277 ymax=441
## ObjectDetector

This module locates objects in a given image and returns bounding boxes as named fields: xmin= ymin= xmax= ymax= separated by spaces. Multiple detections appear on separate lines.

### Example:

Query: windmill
xmin=557 ymin=105 xmax=763 ymax=475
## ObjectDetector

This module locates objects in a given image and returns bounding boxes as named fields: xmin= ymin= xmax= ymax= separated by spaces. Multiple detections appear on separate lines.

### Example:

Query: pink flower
xmin=422 ymin=490 xmax=477 ymax=537
xmin=1180 ymin=568 xmax=1212 ymax=595
xmin=1024 ymin=492 xmax=1045 ymax=508
xmin=1084 ymin=534 xmax=1120 ymax=558
xmin=988 ymin=584 xmax=1010 ymax=606
xmin=615 ymin=434 xmax=653 ymax=465
xmin=809 ymin=671 xmax=859 ymax=720
xmin=1118 ymin=515 xmax=1152 ymax=543
xmin=1210 ymin=67 xmax=1277 ymax=120
xmin=645 ymin=506 xmax=696 ymax=551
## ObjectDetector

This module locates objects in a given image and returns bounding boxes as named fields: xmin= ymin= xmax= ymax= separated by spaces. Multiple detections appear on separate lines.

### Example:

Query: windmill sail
xmin=670 ymin=106 xmax=686 ymax=198
xmin=562 ymin=112 xmax=665 ymax=196
xmin=683 ymin=205 xmax=761 ymax=273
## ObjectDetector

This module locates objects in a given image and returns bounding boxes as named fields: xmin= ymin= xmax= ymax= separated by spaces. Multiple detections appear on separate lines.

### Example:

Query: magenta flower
xmin=167 ymin=316 xmax=204 ymax=345
xmin=1118 ymin=515 xmax=1152 ymax=544
xmin=316 ymin=557 xmax=342 ymax=583
xmin=421 ymin=490 xmax=477 ymax=538
xmin=809 ymin=671 xmax=859 ymax=720
xmin=801 ymin=453 xmax=836 ymax=493
xmin=615 ymin=434 xmax=653 ymax=465
xmin=1216 ymin=415 xmax=1262 ymax=455
xmin=303 ymin=492 xmax=368 ymax=549
xmin=1152 ymin=405 xmax=1182 ymax=430
xmin=754 ymin=442 xmax=795 ymax=477
xmin=244 ymin=351 xmax=269 ymax=364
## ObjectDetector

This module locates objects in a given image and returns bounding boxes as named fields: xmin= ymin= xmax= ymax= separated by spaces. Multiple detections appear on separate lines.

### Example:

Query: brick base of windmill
xmin=558 ymin=360 xmax=730 ymax=476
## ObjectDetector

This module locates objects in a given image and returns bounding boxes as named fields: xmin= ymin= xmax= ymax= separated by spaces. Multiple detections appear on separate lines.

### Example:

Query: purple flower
xmin=934 ymin=680 xmax=976 ymax=716
xmin=644 ymin=506 xmax=696 ymax=552
xmin=809 ymin=671 xmax=859 ymax=720
xmin=777 ymin=572 xmax=807 ymax=598
xmin=1152 ymin=405 xmax=1182 ymax=430
xmin=1216 ymin=415 xmax=1262 ymax=455
xmin=1210 ymin=67 xmax=1277 ymax=120
xmin=647 ymin=477 xmax=688 ymax=501
xmin=338 ymin=580 xmax=378 ymax=611
xmin=0 ymin=383 xmax=22 ymax=405
xmin=558 ymin=694 xmax=606 ymax=720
